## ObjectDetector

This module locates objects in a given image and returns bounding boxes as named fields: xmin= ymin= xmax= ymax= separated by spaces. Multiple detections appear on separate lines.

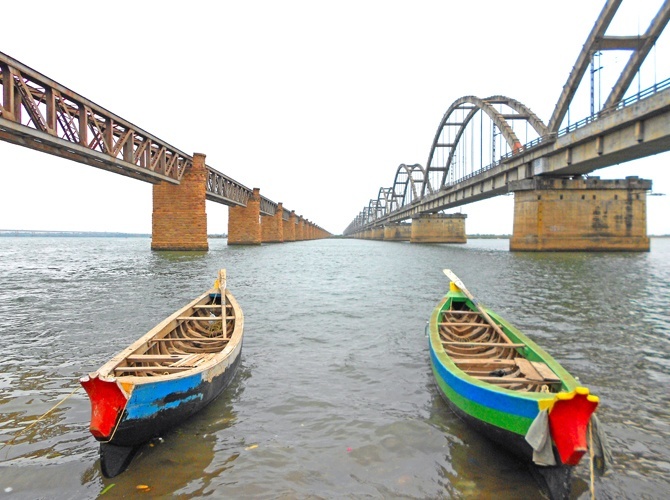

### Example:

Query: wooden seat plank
xmin=126 ymin=354 xmax=185 ymax=363
xmin=439 ymin=322 xmax=491 ymax=327
xmin=514 ymin=358 xmax=544 ymax=381
xmin=531 ymin=361 xmax=561 ymax=382
xmin=442 ymin=341 xmax=525 ymax=348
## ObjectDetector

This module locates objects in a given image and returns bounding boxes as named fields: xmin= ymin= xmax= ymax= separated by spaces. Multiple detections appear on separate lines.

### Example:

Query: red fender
xmin=548 ymin=388 xmax=599 ymax=465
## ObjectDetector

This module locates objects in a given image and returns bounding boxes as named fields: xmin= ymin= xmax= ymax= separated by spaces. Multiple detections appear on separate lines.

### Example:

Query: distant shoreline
xmin=0 ymin=230 xmax=227 ymax=238
xmin=1 ymin=230 xmax=668 ymax=239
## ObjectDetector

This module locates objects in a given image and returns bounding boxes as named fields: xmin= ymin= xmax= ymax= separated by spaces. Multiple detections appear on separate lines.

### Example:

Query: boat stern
xmin=547 ymin=387 xmax=599 ymax=465
xmin=80 ymin=374 xmax=133 ymax=441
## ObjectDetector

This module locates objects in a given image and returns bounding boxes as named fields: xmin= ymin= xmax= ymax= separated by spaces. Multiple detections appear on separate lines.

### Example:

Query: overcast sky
xmin=1 ymin=0 xmax=668 ymax=235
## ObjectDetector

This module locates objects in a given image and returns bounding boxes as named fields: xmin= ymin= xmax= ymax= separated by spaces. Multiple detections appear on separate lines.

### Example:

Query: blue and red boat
xmin=80 ymin=269 xmax=244 ymax=477
xmin=429 ymin=270 xmax=601 ymax=498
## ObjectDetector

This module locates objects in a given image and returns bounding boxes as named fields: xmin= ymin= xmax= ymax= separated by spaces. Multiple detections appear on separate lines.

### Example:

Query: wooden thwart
xmin=531 ymin=361 xmax=561 ymax=382
xmin=451 ymin=358 xmax=517 ymax=366
xmin=114 ymin=366 xmax=191 ymax=373
xmin=442 ymin=341 xmax=525 ymax=348
xmin=126 ymin=354 xmax=184 ymax=363
xmin=439 ymin=322 xmax=492 ymax=327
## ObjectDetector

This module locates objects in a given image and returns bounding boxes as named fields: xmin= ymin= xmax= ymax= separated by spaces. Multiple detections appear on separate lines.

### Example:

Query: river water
xmin=0 ymin=237 xmax=668 ymax=499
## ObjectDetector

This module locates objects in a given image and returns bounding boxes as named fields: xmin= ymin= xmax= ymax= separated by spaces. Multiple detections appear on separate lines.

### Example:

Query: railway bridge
xmin=344 ymin=0 xmax=670 ymax=251
xmin=0 ymin=54 xmax=330 ymax=250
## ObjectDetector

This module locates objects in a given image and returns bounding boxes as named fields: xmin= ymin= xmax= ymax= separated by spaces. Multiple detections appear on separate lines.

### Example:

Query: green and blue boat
xmin=429 ymin=270 xmax=600 ymax=496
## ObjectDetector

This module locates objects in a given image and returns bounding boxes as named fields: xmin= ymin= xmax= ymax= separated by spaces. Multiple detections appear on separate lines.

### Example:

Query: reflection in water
xmin=0 ymin=237 xmax=668 ymax=498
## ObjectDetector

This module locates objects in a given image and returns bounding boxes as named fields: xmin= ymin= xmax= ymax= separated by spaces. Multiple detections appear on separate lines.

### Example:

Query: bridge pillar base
xmin=509 ymin=176 xmax=651 ymax=252
xmin=370 ymin=227 xmax=385 ymax=240
xmin=410 ymin=214 xmax=467 ymax=244
xmin=384 ymin=223 xmax=411 ymax=241
xmin=295 ymin=217 xmax=305 ymax=241
xmin=151 ymin=152 xmax=208 ymax=251
xmin=283 ymin=212 xmax=296 ymax=242
xmin=228 ymin=187 xmax=262 ymax=245
xmin=261 ymin=202 xmax=284 ymax=243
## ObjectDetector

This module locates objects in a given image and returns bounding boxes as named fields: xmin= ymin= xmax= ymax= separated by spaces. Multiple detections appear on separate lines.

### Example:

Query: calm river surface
xmin=0 ymin=237 xmax=668 ymax=499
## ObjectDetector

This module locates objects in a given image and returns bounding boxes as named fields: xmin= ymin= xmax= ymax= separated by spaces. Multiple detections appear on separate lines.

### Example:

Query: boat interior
xmin=112 ymin=293 xmax=235 ymax=377
xmin=439 ymin=300 xmax=562 ymax=393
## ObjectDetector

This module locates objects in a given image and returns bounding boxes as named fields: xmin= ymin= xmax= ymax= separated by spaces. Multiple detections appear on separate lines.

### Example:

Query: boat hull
xmin=428 ymin=288 xmax=598 ymax=469
xmin=113 ymin=345 xmax=241 ymax=446
xmin=429 ymin=347 xmax=538 ymax=462
xmin=83 ymin=341 xmax=241 ymax=447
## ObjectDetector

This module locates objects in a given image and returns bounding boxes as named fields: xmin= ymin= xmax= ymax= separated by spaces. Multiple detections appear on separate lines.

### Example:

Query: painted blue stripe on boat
xmin=125 ymin=373 xmax=204 ymax=420
xmin=429 ymin=344 xmax=539 ymax=420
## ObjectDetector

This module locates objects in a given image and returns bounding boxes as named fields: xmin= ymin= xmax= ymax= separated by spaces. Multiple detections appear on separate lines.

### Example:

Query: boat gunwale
xmin=91 ymin=286 xmax=244 ymax=385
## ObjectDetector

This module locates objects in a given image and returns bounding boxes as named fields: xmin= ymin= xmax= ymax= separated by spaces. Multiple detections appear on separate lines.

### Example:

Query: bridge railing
xmin=557 ymin=77 xmax=670 ymax=138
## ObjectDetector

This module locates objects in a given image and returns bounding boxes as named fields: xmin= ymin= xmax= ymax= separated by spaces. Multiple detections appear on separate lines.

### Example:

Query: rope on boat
xmin=589 ymin=422 xmax=596 ymax=499
xmin=587 ymin=414 xmax=613 ymax=500
xmin=0 ymin=386 xmax=82 ymax=452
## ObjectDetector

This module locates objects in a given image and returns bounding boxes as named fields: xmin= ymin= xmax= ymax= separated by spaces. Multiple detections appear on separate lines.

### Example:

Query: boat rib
xmin=112 ymin=292 xmax=233 ymax=377
xmin=439 ymin=304 xmax=559 ymax=393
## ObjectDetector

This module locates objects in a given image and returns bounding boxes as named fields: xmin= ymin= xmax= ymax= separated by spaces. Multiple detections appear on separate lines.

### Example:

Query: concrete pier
xmin=384 ymin=223 xmax=411 ymax=241
xmin=509 ymin=176 xmax=651 ymax=251
xmin=410 ymin=214 xmax=467 ymax=244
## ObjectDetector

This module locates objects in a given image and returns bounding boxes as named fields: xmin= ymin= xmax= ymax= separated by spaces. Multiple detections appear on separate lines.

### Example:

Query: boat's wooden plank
xmin=172 ymin=354 xmax=201 ymax=367
xmin=176 ymin=316 xmax=233 ymax=321
xmin=149 ymin=338 xmax=227 ymax=342
xmin=439 ymin=322 xmax=491 ymax=327
xmin=442 ymin=341 xmax=525 ymax=347
xmin=442 ymin=310 xmax=481 ymax=316
xmin=475 ymin=376 xmax=561 ymax=385
xmin=113 ymin=366 xmax=192 ymax=372
xmin=531 ymin=361 xmax=561 ymax=382
xmin=514 ymin=358 xmax=544 ymax=380
xmin=451 ymin=358 xmax=517 ymax=366
xmin=126 ymin=355 xmax=185 ymax=362
xmin=194 ymin=304 xmax=231 ymax=309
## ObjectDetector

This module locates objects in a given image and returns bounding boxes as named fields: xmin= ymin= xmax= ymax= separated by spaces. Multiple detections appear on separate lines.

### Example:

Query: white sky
xmin=1 ymin=0 xmax=669 ymax=235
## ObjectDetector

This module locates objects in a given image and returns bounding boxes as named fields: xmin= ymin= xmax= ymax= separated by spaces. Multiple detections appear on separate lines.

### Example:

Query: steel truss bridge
xmin=344 ymin=0 xmax=670 ymax=236
xmin=0 ymin=53 xmax=316 ymax=229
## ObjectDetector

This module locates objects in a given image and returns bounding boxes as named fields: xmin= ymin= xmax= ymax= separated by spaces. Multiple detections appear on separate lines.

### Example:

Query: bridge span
xmin=0 ymin=52 xmax=330 ymax=250
xmin=345 ymin=0 xmax=670 ymax=251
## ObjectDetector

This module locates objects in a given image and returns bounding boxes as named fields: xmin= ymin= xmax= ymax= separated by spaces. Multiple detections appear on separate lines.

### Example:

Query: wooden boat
xmin=429 ymin=270 xmax=600 ymax=498
xmin=80 ymin=269 xmax=243 ymax=477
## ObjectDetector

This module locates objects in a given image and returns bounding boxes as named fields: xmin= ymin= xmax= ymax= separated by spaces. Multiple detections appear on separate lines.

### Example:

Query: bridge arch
xmin=390 ymin=163 xmax=429 ymax=209
xmin=423 ymin=95 xmax=545 ymax=196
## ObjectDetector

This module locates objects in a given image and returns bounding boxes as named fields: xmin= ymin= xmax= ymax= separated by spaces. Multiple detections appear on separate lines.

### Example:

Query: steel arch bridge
xmin=344 ymin=0 xmax=670 ymax=236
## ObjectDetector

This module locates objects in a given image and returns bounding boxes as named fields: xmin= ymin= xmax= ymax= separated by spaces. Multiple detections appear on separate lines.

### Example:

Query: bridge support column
xmin=370 ymin=227 xmax=384 ymax=240
xmin=228 ymin=187 xmax=262 ymax=245
xmin=261 ymin=202 xmax=284 ymax=243
xmin=284 ymin=211 xmax=296 ymax=242
xmin=509 ymin=176 xmax=651 ymax=251
xmin=151 ymin=152 xmax=208 ymax=251
xmin=410 ymin=214 xmax=467 ymax=243
xmin=384 ymin=223 xmax=411 ymax=241
xmin=296 ymin=216 xmax=305 ymax=241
